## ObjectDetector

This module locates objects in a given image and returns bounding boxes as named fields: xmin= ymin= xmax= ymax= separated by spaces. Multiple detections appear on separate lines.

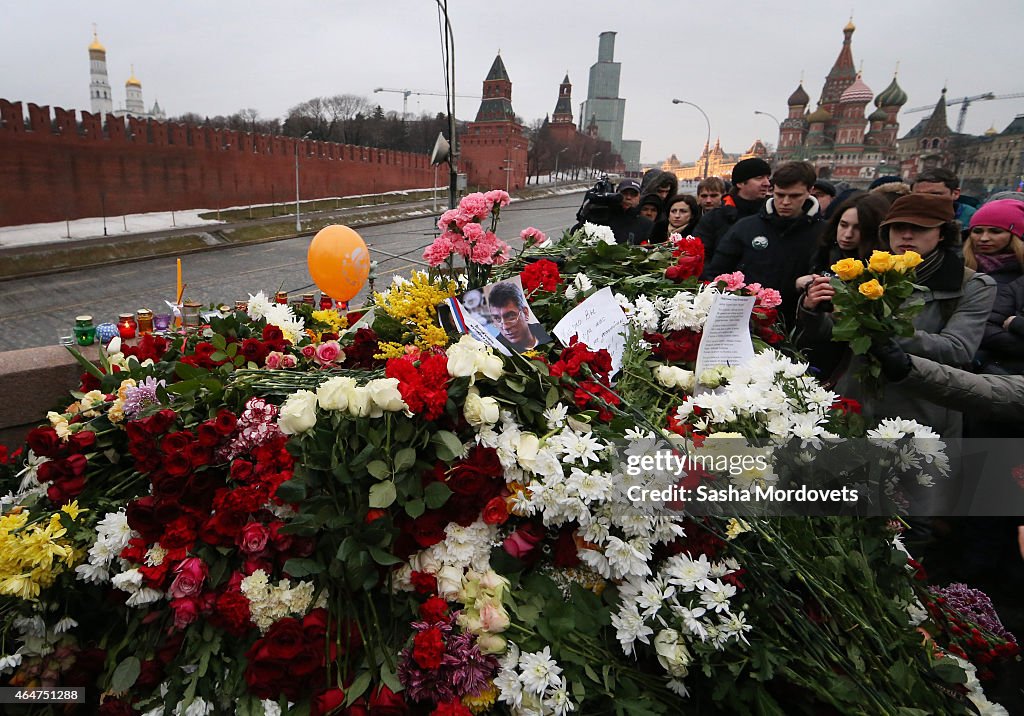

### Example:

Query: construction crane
xmin=905 ymin=92 xmax=1024 ymax=133
xmin=372 ymin=87 xmax=479 ymax=118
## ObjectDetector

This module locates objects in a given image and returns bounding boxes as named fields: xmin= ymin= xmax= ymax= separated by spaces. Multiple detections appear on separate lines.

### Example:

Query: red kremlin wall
xmin=0 ymin=99 xmax=436 ymax=227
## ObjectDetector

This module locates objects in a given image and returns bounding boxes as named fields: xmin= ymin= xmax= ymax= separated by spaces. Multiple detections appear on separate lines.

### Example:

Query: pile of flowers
xmin=0 ymin=206 xmax=1015 ymax=715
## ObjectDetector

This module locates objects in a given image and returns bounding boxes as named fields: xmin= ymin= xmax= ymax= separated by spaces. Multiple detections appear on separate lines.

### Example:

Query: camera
xmin=573 ymin=174 xmax=622 ymax=230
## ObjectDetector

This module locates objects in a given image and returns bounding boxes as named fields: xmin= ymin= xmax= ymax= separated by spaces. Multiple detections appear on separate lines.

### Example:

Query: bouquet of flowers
xmin=423 ymin=190 xmax=513 ymax=290
xmin=828 ymin=250 xmax=925 ymax=383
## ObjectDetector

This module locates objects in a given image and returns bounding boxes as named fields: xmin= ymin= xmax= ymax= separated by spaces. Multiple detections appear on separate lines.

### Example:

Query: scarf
xmin=975 ymin=251 xmax=1020 ymax=276
xmin=913 ymin=249 xmax=948 ymax=286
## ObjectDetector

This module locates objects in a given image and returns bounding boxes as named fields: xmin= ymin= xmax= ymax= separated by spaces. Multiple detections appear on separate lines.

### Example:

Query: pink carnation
xmin=520 ymin=227 xmax=547 ymax=246
xmin=437 ymin=208 xmax=473 ymax=232
xmin=470 ymin=232 xmax=510 ymax=266
xmin=712 ymin=271 xmax=746 ymax=291
xmin=744 ymin=283 xmax=763 ymax=295
xmin=755 ymin=287 xmax=783 ymax=309
xmin=423 ymin=234 xmax=456 ymax=266
xmin=461 ymin=222 xmax=485 ymax=243
xmin=484 ymin=189 xmax=511 ymax=210
xmin=459 ymin=192 xmax=491 ymax=220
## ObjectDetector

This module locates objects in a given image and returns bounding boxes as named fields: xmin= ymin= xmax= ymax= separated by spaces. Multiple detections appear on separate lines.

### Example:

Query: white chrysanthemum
xmin=630 ymin=295 xmax=661 ymax=332
xmin=699 ymin=580 xmax=737 ymax=614
xmin=572 ymin=273 xmax=593 ymax=293
xmin=580 ymin=222 xmax=616 ymax=245
xmin=54 ymin=616 xmax=78 ymax=634
xmin=111 ymin=568 xmax=144 ymax=593
xmin=74 ymin=563 xmax=110 ymax=584
xmin=246 ymin=290 xmax=273 ymax=320
xmin=611 ymin=602 xmax=653 ymax=655
xmin=126 ymin=587 xmax=164 ymax=607
xmin=542 ymin=403 xmax=569 ymax=430
xmin=665 ymin=553 xmax=714 ymax=592
xmin=518 ymin=646 xmax=563 ymax=696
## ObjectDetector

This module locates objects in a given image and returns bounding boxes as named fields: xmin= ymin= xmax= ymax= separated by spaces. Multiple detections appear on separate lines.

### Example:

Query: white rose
xmin=476 ymin=632 xmax=507 ymax=655
xmin=316 ymin=376 xmax=357 ymax=411
xmin=478 ymin=352 xmax=504 ymax=381
xmin=446 ymin=339 xmax=479 ymax=379
xmin=412 ymin=549 xmax=443 ymax=575
xmin=654 ymin=366 xmax=696 ymax=391
xmin=367 ymin=378 xmax=409 ymax=413
xmin=653 ymin=629 xmax=691 ymax=678
xmin=464 ymin=388 xmax=499 ymax=428
xmin=436 ymin=564 xmax=463 ymax=598
xmin=478 ymin=569 xmax=510 ymax=598
xmin=278 ymin=390 xmax=318 ymax=434
xmin=515 ymin=433 xmax=540 ymax=469
xmin=347 ymin=386 xmax=375 ymax=418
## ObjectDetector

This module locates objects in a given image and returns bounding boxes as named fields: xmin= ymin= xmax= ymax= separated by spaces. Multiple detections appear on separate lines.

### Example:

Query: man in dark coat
xmin=692 ymin=157 xmax=772 ymax=261
xmin=605 ymin=179 xmax=654 ymax=245
xmin=701 ymin=161 xmax=824 ymax=326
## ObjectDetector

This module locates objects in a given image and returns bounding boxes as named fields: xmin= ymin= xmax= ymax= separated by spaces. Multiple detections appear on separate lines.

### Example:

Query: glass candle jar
xmin=117 ymin=313 xmax=137 ymax=339
xmin=182 ymin=301 xmax=202 ymax=329
xmin=136 ymin=309 xmax=154 ymax=335
xmin=302 ymin=293 xmax=316 ymax=305
xmin=319 ymin=294 xmax=334 ymax=310
xmin=73 ymin=315 xmax=96 ymax=346
xmin=275 ymin=291 xmax=289 ymax=305
xmin=153 ymin=313 xmax=172 ymax=332
xmin=234 ymin=300 xmax=248 ymax=313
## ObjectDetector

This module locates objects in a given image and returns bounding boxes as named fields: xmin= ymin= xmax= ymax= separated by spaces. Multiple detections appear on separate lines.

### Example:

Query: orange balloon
xmin=307 ymin=225 xmax=371 ymax=302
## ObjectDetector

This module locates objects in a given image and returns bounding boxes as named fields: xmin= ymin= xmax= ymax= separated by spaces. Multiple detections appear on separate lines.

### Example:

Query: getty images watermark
xmin=614 ymin=438 xmax=1024 ymax=517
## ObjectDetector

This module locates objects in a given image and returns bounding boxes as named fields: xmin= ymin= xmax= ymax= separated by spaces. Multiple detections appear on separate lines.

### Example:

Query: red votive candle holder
xmin=117 ymin=313 xmax=137 ymax=339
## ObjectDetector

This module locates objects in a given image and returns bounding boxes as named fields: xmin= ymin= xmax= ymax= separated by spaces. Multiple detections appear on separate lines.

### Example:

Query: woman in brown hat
xmin=797 ymin=193 xmax=997 ymax=440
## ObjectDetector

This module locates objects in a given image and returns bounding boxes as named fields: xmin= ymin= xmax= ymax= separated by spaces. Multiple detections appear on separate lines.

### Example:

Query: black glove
xmin=869 ymin=338 xmax=912 ymax=382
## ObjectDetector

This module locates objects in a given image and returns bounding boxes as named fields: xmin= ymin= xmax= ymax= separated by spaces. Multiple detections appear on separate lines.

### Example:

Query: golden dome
xmin=126 ymin=65 xmax=141 ymax=87
xmin=844 ymin=18 xmax=856 ymax=32
xmin=985 ymin=124 xmax=998 ymax=137
xmin=88 ymin=31 xmax=105 ymax=53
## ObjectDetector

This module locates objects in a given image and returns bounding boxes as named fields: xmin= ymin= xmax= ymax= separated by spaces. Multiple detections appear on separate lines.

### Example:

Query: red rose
xmin=312 ymin=688 xmax=346 ymax=716
xmin=144 ymin=409 xmax=178 ymax=435
xmin=27 ymin=426 xmax=61 ymax=457
xmin=367 ymin=685 xmax=407 ymax=715
xmin=230 ymin=460 xmax=255 ymax=482
xmin=163 ymin=452 xmax=192 ymax=478
xmin=170 ymin=595 xmax=203 ymax=630
xmin=238 ymin=522 xmax=271 ymax=555
xmin=409 ymin=571 xmax=438 ymax=596
xmin=410 ymin=512 xmax=447 ymax=549
xmin=196 ymin=422 xmax=222 ymax=447
xmin=412 ymin=627 xmax=444 ymax=670
xmin=262 ymin=325 xmax=285 ymax=343
xmin=481 ymin=496 xmax=509 ymax=526
xmin=432 ymin=702 xmax=473 ymax=716
xmin=503 ymin=523 xmax=545 ymax=560
xmin=67 ymin=429 xmax=97 ymax=453
xmin=419 ymin=596 xmax=449 ymax=623
xmin=365 ymin=508 xmax=388 ymax=524
xmin=215 ymin=409 xmax=238 ymax=435
xmin=552 ymin=528 xmax=581 ymax=568
xmin=169 ymin=557 xmax=208 ymax=598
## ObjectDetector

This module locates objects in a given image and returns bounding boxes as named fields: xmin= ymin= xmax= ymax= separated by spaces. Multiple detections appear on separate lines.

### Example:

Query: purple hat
xmin=970 ymin=199 xmax=1024 ymax=238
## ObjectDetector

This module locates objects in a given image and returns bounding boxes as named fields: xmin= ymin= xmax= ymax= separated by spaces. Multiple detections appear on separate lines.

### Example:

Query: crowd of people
xmin=578 ymin=161 xmax=1024 ymax=595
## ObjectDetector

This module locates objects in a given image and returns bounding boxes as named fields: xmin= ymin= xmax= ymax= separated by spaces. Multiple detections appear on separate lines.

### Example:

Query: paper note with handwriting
xmin=552 ymin=287 xmax=629 ymax=376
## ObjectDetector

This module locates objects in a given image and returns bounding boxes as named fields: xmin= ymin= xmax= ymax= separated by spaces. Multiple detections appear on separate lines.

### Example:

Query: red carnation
xmin=419 ymin=596 xmax=449 ymax=623
xmin=521 ymin=258 xmax=561 ymax=294
xmin=410 ymin=571 xmax=438 ymax=596
xmin=412 ymin=626 xmax=444 ymax=670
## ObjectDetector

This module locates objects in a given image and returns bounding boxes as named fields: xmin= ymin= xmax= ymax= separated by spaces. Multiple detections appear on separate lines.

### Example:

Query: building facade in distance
xmin=662 ymin=138 xmax=770 ymax=182
xmin=579 ymin=32 xmax=641 ymax=173
xmin=459 ymin=54 xmax=528 ymax=191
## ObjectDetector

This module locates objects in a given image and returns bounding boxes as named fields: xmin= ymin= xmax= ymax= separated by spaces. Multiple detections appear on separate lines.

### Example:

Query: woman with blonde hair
xmin=963 ymin=199 xmax=1024 ymax=285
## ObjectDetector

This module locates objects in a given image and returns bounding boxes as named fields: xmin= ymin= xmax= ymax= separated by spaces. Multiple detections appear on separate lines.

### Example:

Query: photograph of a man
xmin=485 ymin=279 xmax=550 ymax=353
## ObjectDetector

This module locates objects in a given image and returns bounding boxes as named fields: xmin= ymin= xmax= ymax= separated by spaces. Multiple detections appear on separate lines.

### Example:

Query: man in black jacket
xmin=605 ymin=179 xmax=654 ymax=245
xmin=692 ymin=157 xmax=771 ymax=261
xmin=701 ymin=161 xmax=824 ymax=326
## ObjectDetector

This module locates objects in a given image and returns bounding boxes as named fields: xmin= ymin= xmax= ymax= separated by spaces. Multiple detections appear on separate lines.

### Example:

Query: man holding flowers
xmin=798 ymin=193 xmax=996 ymax=441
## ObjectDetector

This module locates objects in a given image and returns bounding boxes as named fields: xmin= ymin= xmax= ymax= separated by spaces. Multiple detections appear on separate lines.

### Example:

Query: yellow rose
xmin=831 ymin=257 xmax=865 ymax=281
xmin=895 ymin=251 xmax=923 ymax=273
xmin=868 ymin=251 xmax=897 ymax=273
xmin=858 ymin=279 xmax=885 ymax=300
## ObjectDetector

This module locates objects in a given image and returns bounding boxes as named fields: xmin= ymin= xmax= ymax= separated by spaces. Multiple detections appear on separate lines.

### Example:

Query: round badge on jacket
xmin=752 ymin=236 xmax=769 ymax=250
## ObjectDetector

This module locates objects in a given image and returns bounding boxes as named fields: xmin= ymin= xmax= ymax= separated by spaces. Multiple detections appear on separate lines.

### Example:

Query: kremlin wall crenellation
xmin=0 ymin=99 xmax=436 ymax=227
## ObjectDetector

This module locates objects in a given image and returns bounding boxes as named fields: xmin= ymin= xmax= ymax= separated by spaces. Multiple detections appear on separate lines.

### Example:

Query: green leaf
xmin=424 ymin=481 xmax=452 ymax=509
xmin=367 ymin=460 xmax=391 ymax=480
xmin=394 ymin=447 xmax=417 ymax=472
xmin=336 ymin=537 xmax=356 ymax=561
xmin=405 ymin=498 xmax=425 ymax=518
xmin=210 ymin=333 xmax=227 ymax=350
xmin=283 ymin=558 xmax=323 ymax=577
xmin=850 ymin=335 xmax=871 ymax=355
xmin=345 ymin=671 xmax=373 ymax=705
xmin=431 ymin=430 xmax=463 ymax=461
xmin=369 ymin=480 xmax=397 ymax=508
xmin=210 ymin=351 xmax=228 ymax=362
xmin=110 ymin=655 xmax=141 ymax=692
xmin=275 ymin=479 xmax=306 ymax=503
xmin=368 ymin=546 xmax=402 ymax=566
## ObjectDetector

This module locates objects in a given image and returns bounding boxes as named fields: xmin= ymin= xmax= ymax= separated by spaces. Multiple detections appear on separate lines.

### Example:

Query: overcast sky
xmin=4 ymin=1 xmax=1024 ymax=166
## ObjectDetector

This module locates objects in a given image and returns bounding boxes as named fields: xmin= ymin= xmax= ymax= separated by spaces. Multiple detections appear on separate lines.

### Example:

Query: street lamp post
xmin=753 ymin=110 xmax=781 ymax=132
xmin=554 ymin=147 xmax=569 ymax=185
xmin=295 ymin=131 xmax=312 ymax=233
xmin=590 ymin=152 xmax=602 ymax=178
xmin=672 ymin=99 xmax=711 ymax=179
